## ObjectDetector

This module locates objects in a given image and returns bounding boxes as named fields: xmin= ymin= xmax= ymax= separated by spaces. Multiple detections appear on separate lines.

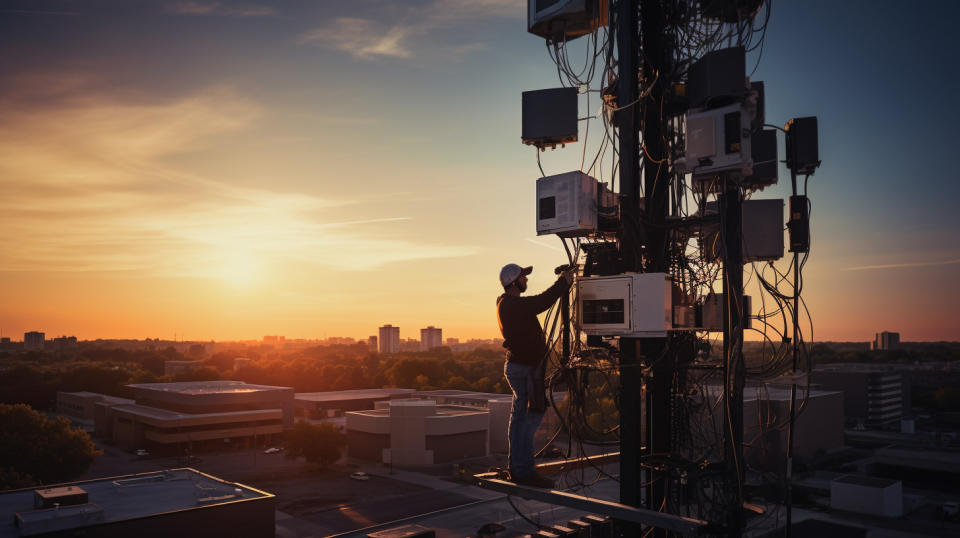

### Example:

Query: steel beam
xmin=472 ymin=475 xmax=709 ymax=535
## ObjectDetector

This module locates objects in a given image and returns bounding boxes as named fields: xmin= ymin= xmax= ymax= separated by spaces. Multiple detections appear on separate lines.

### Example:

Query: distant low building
xmin=232 ymin=357 xmax=253 ymax=371
xmin=0 ymin=468 xmax=274 ymax=537
xmin=164 ymin=360 xmax=204 ymax=377
xmin=262 ymin=335 xmax=285 ymax=347
xmin=49 ymin=335 xmax=78 ymax=351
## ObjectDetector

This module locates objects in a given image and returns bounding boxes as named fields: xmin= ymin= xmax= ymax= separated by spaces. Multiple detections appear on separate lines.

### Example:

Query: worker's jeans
xmin=505 ymin=361 xmax=544 ymax=478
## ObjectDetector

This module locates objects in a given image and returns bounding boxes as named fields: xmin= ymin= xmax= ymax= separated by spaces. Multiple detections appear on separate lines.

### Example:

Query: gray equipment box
xmin=700 ymin=198 xmax=784 ymax=262
xmin=686 ymin=46 xmax=746 ymax=108
xmin=523 ymin=87 xmax=578 ymax=148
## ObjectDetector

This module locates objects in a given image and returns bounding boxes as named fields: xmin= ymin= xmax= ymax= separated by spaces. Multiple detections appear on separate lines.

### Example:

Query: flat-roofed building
xmin=294 ymin=388 xmax=417 ymax=419
xmin=57 ymin=391 xmax=135 ymax=429
xmin=699 ymin=383 xmax=844 ymax=470
xmin=109 ymin=404 xmax=284 ymax=452
xmin=164 ymin=360 xmax=204 ymax=376
xmin=346 ymin=400 xmax=489 ymax=466
xmin=413 ymin=390 xmax=564 ymax=454
xmin=743 ymin=384 xmax=844 ymax=470
xmin=810 ymin=363 xmax=907 ymax=429
xmin=95 ymin=381 xmax=294 ymax=452
xmin=0 ymin=468 xmax=274 ymax=538
xmin=830 ymin=475 xmax=903 ymax=518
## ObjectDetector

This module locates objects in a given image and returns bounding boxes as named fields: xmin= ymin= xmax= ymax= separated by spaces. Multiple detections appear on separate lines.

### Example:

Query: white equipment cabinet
xmin=577 ymin=273 xmax=672 ymax=337
xmin=536 ymin=171 xmax=599 ymax=237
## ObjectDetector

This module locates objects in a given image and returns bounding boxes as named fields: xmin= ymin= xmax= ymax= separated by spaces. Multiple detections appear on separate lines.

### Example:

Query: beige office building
xmin=346 ymin=400 xmax=490 ymax=466
xmin=91 ymin=381 xmax=294 ymax=452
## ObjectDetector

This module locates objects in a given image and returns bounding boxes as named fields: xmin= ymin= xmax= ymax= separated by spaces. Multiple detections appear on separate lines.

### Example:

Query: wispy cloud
xmin=298 ymin=0 xmax=522 ymax=60
xmin=299 ymin=17 xmax=415 ymax=59
xmin=524 ymin=238 xmax=565 ymax=252
xmin=841 ymin=258 xmax=960 ymax=271
xmin=166 ymin=2 xmax=274 ymax=17
xmin=0 ymin=77 xmax=475 ymax=278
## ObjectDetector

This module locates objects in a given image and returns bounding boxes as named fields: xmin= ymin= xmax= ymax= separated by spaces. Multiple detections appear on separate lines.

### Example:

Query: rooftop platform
xmin=832 ymin=475 xmax=899 ymax=489
xmin=109 ymin=403 xmax=281 ymax=422
xmin=295 ymin=388 xmax=416 ymax=402
xmin=0 ymin=469 xmax=272 ymax=538
xmin=126 ymin=380 xmax=290 ymax=396
xmin=350 ymin=402 xmax=488 ymax=418
xmin=415 ymin=390 xmax=512 ymax=401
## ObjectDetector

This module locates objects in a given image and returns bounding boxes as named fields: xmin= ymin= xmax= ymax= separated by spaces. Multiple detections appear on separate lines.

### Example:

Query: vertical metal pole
xmin=785 ymin=168 xmax=800 ymax=536
xmin=639 ymin=2 xmax=672 ymax=535
xmin=616 ymin=1 xmax=643 ymax=536
xmin=720 ymin=184 xmax=745 ymax=536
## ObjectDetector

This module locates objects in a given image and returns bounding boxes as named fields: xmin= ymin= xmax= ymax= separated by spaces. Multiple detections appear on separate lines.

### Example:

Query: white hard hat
xmin=499 ymin=263 xmax=532 ymax=288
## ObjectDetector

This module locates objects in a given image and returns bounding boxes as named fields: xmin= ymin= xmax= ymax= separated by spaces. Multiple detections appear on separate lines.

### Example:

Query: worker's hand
xmin=561 ymin=268 xmax=575 ymax=285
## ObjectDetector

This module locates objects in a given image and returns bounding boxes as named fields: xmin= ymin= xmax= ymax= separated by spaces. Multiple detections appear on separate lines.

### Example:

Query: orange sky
xmin=0 ymin=2 xmax=957 ymax=343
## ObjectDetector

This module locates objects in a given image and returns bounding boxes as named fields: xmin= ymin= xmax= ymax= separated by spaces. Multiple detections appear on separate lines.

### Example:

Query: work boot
xmin=513 ymin=472 xmax=554 ymax=489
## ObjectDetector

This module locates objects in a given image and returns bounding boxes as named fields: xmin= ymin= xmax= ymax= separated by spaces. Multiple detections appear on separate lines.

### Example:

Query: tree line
xmin=0 ymin=344 xmax=510 ymax=412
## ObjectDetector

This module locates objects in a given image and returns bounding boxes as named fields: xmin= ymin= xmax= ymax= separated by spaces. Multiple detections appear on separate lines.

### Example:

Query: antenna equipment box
xmin=577 ymin=273 xmax=672 ymax=337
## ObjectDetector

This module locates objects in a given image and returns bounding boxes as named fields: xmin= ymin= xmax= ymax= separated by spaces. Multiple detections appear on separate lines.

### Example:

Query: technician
xmin=496 ymin=263 xmax=573 ymax=488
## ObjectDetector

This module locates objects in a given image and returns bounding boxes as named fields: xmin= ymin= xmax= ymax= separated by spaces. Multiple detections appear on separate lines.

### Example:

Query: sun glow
xmin=218 ymin=250 xmax=262 ymax=287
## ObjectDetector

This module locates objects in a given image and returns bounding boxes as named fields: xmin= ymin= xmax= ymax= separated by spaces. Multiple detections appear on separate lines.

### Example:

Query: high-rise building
xmin=379 ymin=325 xmax=400 ymax=354
xmin=872 ymin=331 xmax=900 ymax=351
xmin=24 ymin=331 xmax=45 ymax=351
xmin=420 ymin=326 xmax=442 ymax=351
xmin=368 ymin=335 xmax=378 ymax=351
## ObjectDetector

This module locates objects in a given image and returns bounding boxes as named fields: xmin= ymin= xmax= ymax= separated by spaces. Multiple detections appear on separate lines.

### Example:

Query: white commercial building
xmin=419 ymin=326 xmax=442 ymax=351
xmin=378 ymin=325 xmax=400 ymax=354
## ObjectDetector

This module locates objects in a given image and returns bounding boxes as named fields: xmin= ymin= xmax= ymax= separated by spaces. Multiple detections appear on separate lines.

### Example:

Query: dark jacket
xmin=496 ymin=277 xmax=569 ymax=367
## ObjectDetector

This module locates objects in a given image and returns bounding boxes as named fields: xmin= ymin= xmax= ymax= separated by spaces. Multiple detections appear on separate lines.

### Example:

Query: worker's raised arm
xmin=515 ymin=273 xmax=571 ymax=315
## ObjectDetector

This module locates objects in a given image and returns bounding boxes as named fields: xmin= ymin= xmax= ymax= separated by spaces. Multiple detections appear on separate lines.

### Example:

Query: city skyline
xmin=1 ymin=1 xmax=958 ymax=342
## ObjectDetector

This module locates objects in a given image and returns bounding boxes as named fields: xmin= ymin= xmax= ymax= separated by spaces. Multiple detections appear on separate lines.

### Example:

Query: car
xmin=349 ymin=471 xmax=370 ymax=481
xmin=135 ymin=449 xmax=149 ymax=457
xmin=263 ymin=447 xmax=281 ymax=454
